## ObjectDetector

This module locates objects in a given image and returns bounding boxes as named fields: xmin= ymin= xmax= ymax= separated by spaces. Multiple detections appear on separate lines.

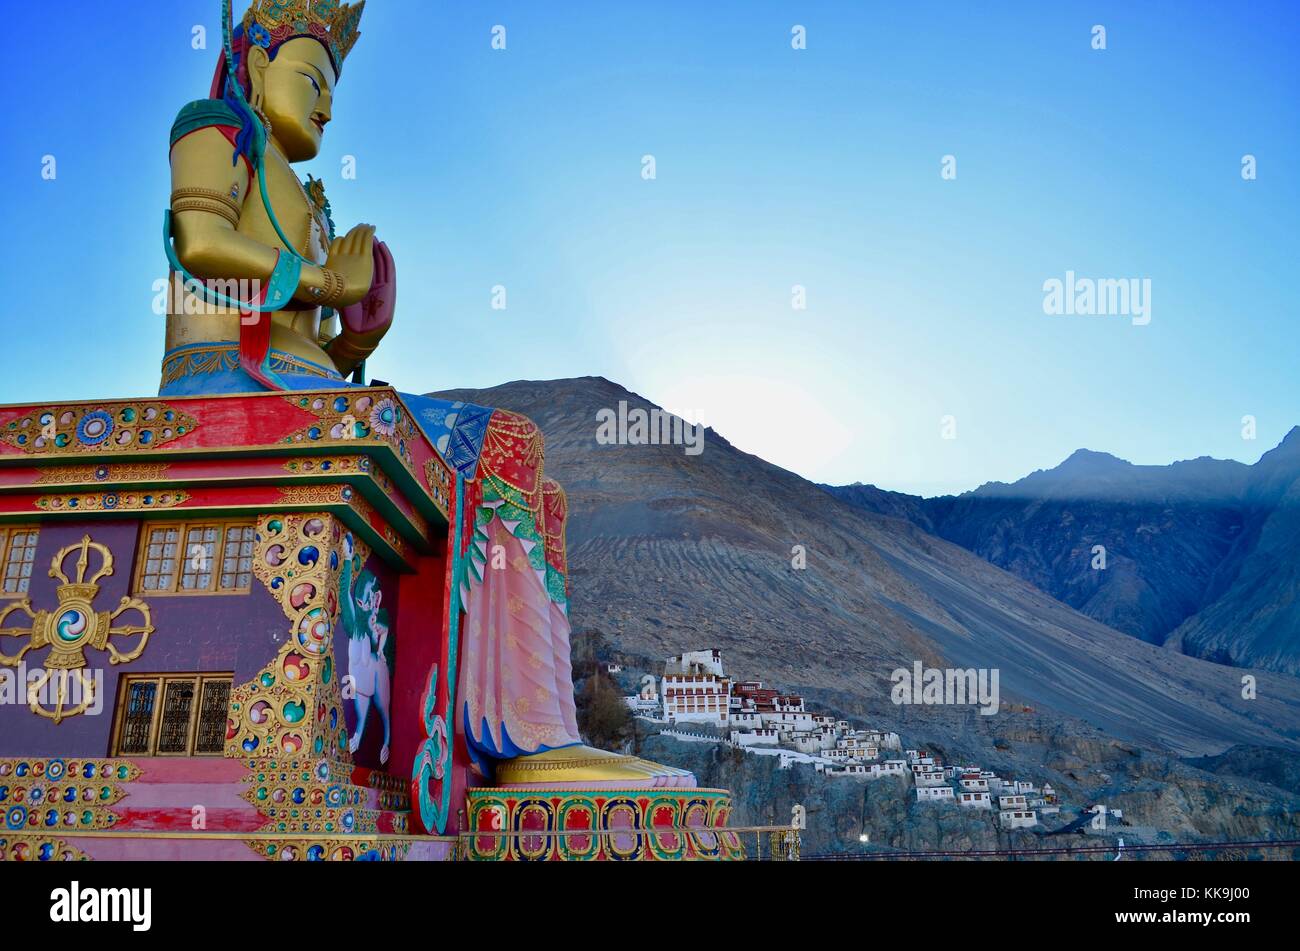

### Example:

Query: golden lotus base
xmin=492 ymin=744 xmax=696 ymax=786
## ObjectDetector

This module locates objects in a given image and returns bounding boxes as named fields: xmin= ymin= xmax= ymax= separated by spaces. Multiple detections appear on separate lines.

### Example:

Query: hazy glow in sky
xmin=2 ymin=1 xmax=1296 ymax=495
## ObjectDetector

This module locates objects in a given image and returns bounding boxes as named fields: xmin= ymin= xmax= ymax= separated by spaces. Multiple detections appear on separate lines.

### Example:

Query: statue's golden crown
xmin=242 ymin=0 xmax=364 ymax=74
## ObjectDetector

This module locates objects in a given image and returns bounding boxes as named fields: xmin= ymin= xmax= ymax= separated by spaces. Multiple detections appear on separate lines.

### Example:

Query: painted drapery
xmin=459 ymin=410 xmax=580 ymax=770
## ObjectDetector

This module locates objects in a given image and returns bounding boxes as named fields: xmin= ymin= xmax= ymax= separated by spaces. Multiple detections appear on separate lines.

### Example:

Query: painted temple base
xmin=0 ymin=756 xmax=452 ymax=862
xmin=462 ymin=786 xmax=745 ymax=861
xmin=0 ymin=755 xmax=743 ymax=862
xmin=0 ymin=387 xmax=744 ymax=861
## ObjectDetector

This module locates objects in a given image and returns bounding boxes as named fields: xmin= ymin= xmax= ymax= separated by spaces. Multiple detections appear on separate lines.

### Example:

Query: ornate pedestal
xmin=463 ymin=787 xmax=744 ymax=861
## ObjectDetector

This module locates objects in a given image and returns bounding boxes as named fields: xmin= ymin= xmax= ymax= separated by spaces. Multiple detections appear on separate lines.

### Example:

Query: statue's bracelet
xmin=265 ymin=250 xmax=304 ymax=309
xmin=307 ymin=267 xmax=348 ymax=308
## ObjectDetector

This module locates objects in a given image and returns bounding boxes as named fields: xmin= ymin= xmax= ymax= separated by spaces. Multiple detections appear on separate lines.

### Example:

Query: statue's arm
xmin=169 ymin=128 xmax=370 ymax=307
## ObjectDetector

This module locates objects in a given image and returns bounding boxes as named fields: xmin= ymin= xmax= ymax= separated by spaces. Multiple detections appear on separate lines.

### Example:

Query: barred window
xmin=219 ymin=524 xmax=255 ymax=591
xmin=179 ymin=524 xmax=219 ymax=592
xmin=135 ymin=520 xmax=255 ymax=595
xmin=194 ymin=678 xmax=232 ymax=754
xmin=115 ymin=679 xmax=158 ymax=755
xmin=0 ymin=526 xmax=39 ymax=596
xmin=138 ymin=525 xmax=181 ymax=592
xmin=110 ymin=673 xmax=233 ymax=757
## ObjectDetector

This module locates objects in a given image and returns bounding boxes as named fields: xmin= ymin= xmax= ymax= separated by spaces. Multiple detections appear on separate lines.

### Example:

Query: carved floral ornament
xmin=0 ymin=536 xmax=153 ymax=723
xmin=1 ymin=402 xmax=196 ymax=455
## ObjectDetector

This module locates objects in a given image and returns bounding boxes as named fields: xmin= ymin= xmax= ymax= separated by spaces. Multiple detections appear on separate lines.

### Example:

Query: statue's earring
xmin=250 ymin=90 xmax=272 ymax=137
xmin=248 ymin=88 xmax=269 ymax=129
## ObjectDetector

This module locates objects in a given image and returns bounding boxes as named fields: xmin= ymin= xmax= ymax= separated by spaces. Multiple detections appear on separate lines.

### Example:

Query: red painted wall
xmin=390 ymin=548 xmax=447 ymax=790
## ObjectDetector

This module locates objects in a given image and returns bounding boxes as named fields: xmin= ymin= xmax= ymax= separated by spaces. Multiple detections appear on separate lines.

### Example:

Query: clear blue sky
xmin=2 ymin=1 xmax=1296 ymax=494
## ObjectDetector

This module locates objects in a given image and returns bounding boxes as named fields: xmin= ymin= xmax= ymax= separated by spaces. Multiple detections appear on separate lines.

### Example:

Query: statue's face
xmin=250 ymin=37 xmax=336 ymax=161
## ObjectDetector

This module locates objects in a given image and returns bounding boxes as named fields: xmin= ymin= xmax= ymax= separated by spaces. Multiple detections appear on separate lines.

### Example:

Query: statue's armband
xmin=169 ymin=127 xmax=251 ymax=232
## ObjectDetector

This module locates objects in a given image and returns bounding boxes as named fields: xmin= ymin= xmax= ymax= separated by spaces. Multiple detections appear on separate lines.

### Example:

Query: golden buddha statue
xmin=164 ymin=2 xmax=386 ymax=390
xmin=163 ymin=0 xmax=692 ymax=795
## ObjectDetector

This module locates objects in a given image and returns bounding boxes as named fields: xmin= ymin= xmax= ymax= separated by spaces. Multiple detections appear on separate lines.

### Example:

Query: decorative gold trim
xmin=34 ymin=463 xmax=171 ymax=486
xmin=224 ymin=513 xmax=353 ymax=760
xmin=170 ymin=186 xmax=242 ymax=219
xmin=0 ymin=402 xmax=197 ymax=456
xmin=423 ymin=459 xmax=452 ymax=514
xmin=35 ymin=490 xmax=190 ymax=513
xmin=243 ymin=838 xmax=413 ymax=862
xmin=159 ymin=347 xmax=340 ymax=388
xmin=276 ymin=483 xmax=350 ymax=505
xmin=171 ymin=196 xmax=240 ymax=228
xmin=493 ymin=756 xmax=646 ymax=772
xmin=284 ymin=391 xmax=416 ymax=467
xmin=0 ymin=835 xmax=91 ymax=862
xmin=279 ymin=455 xmax=424 ymax=533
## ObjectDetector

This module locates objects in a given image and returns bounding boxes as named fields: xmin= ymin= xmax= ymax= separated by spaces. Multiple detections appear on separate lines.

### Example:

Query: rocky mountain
xmin=433 ymin=378 xmax=1300 ymax=758
xmin=827 ymin=429 xmax=1300 ymax=675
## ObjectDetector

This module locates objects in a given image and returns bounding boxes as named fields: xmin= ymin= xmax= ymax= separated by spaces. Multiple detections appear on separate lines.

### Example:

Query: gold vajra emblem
xmin=0 ymin=535 xmax=153 ymax=722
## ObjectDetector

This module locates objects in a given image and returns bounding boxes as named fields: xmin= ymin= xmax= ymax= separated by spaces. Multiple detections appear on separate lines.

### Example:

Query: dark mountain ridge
xmin=827 ymin=428 xmax=1300 ymax=674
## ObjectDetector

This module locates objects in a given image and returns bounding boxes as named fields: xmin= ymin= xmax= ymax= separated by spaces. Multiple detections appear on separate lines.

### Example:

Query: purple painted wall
xmin=0 ymin=519 xmax=288 ymax=757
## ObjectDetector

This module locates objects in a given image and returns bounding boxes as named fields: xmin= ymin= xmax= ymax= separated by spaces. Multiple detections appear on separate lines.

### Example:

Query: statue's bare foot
xmin=492 ymin=744 xmax=695 ymax=788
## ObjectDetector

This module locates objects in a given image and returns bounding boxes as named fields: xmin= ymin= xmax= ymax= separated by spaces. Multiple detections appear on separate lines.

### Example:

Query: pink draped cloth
xmin=459 ymin=515 xmax=581 ymax=761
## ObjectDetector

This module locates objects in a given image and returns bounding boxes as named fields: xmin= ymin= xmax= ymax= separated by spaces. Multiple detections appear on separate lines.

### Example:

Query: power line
xmin=802 ymin=839 xmax=1300 ymax=860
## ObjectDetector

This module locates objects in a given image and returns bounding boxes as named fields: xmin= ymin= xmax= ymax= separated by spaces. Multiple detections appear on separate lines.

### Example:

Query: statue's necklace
xmin=265 ymin=145 xmax=330 ymax=260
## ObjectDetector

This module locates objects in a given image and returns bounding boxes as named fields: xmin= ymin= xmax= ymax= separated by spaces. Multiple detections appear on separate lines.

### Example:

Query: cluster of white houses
xmin=624 ymin=650 xmax=901 ymax=766
xmin=904 ymin=748 xmax=1060 ymax=829
xmin=625 ymin=650 xmax=1062 ymax=831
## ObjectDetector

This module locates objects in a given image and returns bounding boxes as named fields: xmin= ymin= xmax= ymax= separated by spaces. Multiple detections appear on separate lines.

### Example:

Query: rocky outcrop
xmin=636 ymin=724 xmax=1300 ymax=858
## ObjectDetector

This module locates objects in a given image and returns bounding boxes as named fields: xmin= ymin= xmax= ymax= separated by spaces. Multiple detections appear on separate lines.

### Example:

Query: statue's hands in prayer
xmin=325 ymin=223 xmax=377 ymax=306
xmin=339 ymin=240 xmax=396 ymax=336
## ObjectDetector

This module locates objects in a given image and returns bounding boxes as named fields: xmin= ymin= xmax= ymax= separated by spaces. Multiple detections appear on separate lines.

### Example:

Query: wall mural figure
xmin=339 ymin=533 xmax=393 ymax=765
